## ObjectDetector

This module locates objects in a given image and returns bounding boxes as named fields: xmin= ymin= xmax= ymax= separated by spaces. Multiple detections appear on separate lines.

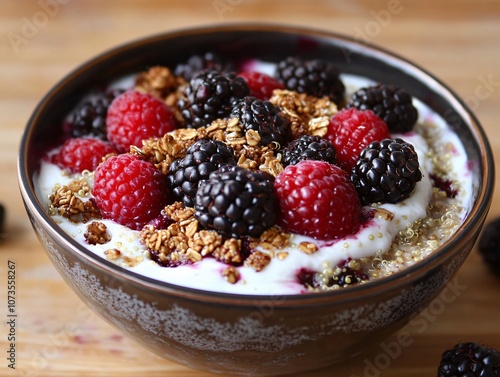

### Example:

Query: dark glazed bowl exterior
xmin=18 ymin=24 xmax=494 ymax=376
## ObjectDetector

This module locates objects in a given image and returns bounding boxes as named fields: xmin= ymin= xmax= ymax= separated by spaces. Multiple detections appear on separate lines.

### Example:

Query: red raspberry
xmin=326 ymin=108 xmax=390 ymax=172
xmin=53 ymin=137 xmax=117 ymax=173
xmin=238 ymin=71 xmax=285 ymax=100
xmin=106 ymin=90 xmax=178 ymax=153
xmin=93 ymin=154 xmax=169 ymax=230
xmin=274 ymin=160 xmax=362 ymax=240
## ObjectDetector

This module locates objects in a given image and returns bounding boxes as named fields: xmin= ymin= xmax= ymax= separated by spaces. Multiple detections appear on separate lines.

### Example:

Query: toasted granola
xmin=49 ymin=180 xmax=100 ymax=222
xmin=299 ymin=241 xmax=318 ymax=255
xmin=245 ymin=250 xmax=272 ymax=272
xmin=132 ymin=131 xmax=197 ymax=174
xmin=104 ymin=248 xmax=121 ymax=261
xmin=135 ymin=65 xmax=187 ymax=124
xmin=123 ymin=255 xmax=144 ymax=268
xmin=236 ymin=145 xmax=284 ymax=177
xmin=84 ymin=221 xmax=110 ymax=245
xmin=269 ymin=89 xmax=337 ymax=139
xmin=137 ymin=201 xmax=291 ymax=275
xmin=135 ymin=66 xmax=186 ymax=99
xmin=213 ymin=238 xmax=244 ymax=265
xmin=140 ymin=203 xmax=207 ymax=265
xmin=188 ymin=230 xmax=223 ymax=256
xmin=249 ymin=227 xmax=291 ymax=253
xmin=133 ymin=116 xmax=285 ymax=177
xmin=221 ymin=266 xmax=240 ymax=284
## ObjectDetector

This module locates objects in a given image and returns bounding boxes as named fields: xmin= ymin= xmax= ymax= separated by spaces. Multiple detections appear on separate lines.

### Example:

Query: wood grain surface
xmin=1 ymin=1 xmax=500 ymax=376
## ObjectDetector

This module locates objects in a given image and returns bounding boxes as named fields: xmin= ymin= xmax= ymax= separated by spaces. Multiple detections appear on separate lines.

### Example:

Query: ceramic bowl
xmin=18 ymin=24 xmax=494 ymax=376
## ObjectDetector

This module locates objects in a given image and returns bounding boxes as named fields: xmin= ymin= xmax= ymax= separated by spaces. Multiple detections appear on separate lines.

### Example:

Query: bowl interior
xmin=18 ymin=24 xmax=494 ymax=303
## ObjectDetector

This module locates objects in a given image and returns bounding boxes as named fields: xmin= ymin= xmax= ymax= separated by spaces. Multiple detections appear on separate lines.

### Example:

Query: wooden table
xmin=1 ymin=1 xmax=500 ymax=376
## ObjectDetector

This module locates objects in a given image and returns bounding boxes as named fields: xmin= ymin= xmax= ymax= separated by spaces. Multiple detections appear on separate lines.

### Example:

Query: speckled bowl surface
xmin=18 ymin=24 xmax=494 ymax=376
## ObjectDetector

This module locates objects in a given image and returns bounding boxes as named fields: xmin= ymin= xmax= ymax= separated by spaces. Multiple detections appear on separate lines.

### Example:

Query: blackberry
xmin=478 ymin=217 xmax=500 ymax=277
xmin=167 ymin=139 xmax=236 ymax=207
xmin=178 ymin=70 xmax=250 ymax=129
xmin=195 ymin=165 xmax=277 ymax=239
xmin=281 ymin=135 xmax=336 ymax=167
xmin=438 ymin=342 xmax=500 ymax=376
xmin=350 ymin=138 xmax=422 ymax=205
xmin=346 ymin=84 xmax=418 ymax=133
xmin=230 ymin=96 xmax=290 ymax=148
xmin=276 ymin=57 xmax=345 ymax=105
xmin=69 ymin=88 xmax=124 ymax=140
xmin=174 ymin=51 xmax=230 ymax=81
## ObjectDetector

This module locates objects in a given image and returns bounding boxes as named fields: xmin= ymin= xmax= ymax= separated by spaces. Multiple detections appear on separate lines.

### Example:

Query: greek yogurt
xmin=34 ymin=73 xmax=473 ymax=295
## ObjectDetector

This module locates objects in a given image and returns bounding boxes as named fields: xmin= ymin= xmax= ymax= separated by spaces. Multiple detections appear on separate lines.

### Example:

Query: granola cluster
xmin=48 ymin=178 xmax=100 ymax=222
xmin=132 ymin=117 xmax=287 ymax=178
xmin=135 ymin=66 xmax=187 ymax=124
xmin=139 ymin=202 xmax=291 ymax=277
xmin=269 ymin=89 xmax=337 ymax=139
xmin=84 ymin=221 xmax=110 ymax=245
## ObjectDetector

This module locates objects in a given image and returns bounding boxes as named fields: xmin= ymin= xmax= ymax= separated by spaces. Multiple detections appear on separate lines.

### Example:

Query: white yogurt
xmin=34 ymin=75 xmax=473 ymax=295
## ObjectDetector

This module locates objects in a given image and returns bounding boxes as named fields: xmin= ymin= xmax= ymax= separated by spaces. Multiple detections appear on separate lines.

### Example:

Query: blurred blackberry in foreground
xmin=69 ymin=88 xmax=125 ymax=140
xmin=281 ymin=135 xmax=336 ymax=167
xmin=438 ymin=342 xmax=500 ymax=376
xmin=0 ymin=203 xmax=5 ymax=241
xmin=230 ymin=96 xmax=290 ymax=148
xmin=276 ymin=57 xmax=345 ymax=105
xmin=174 ymin=51 xmax=231 ymax=81
xmin=178 ymin=70 xmax=250 ymax=129
xmin=195 ymin=165 xmax=277 ymax=239
xmin=167 ymin=139 xmax=236 ymax=207
xmin=346 ymin=84 xmax=418 ymax=133
xmin=350 ymin=138 xmax=422 ymax=205
xmin=478 ymin=217 xmax=500 ymax=277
